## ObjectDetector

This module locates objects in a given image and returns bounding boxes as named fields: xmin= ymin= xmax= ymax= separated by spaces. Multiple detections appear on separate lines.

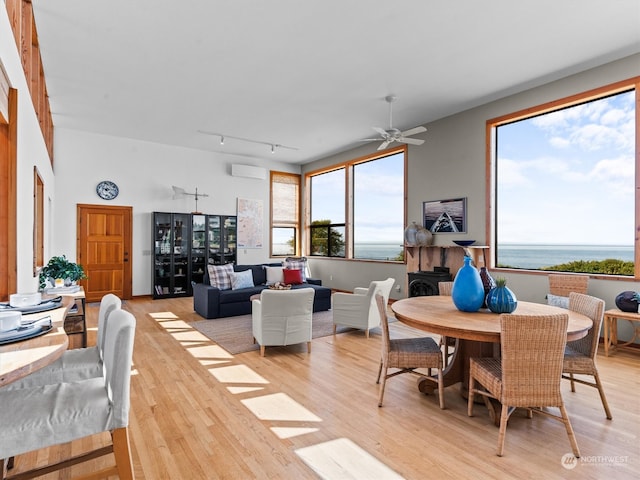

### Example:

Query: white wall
xmin=52 ymin=128 xmax=299 ymax=296
xmin=0 ymin=9 xmax=56 ymax=294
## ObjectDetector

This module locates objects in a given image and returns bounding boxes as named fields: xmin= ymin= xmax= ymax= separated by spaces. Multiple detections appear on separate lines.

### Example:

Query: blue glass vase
xmin=486 ymin=284 xmax=518 ymax=313
xmin=451 ymin=256 xmax=485 ymax=312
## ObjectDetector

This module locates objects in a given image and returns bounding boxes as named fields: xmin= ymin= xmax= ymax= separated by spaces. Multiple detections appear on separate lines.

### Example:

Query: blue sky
xmin=497 ymin=90 xmax=635 ymax=246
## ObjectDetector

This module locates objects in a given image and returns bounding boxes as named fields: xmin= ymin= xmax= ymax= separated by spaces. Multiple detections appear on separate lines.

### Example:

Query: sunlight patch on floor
xmin=241 ymin=392 xmax=322 ymax=422
xmin=227 ymin=386 xmax=265 ymax=394
xmin=295 ymin=438 xmax=405 ymax=480
xmin=148 ymin=311 xmax=179 ymax=320
xmin=209 ymin=364 xmax=269 ymax=384
xmin=271 ymin=427 xmax=319 ymax=439
xmin=187 ymin=344 xmax=234 ymax=360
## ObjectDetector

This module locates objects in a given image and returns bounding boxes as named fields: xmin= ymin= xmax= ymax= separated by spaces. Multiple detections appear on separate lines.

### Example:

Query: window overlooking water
xmin=490 ymin=79 xmax=638 ymax=276
xmin=307 ymin=146 xmax=406 ymax=261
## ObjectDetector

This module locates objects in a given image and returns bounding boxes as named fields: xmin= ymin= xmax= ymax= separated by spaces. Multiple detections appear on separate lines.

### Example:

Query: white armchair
xmin=332 ymin=277 xmax=395 ymax=338
xmin=252 ymin=288 xmax=315 ymax=357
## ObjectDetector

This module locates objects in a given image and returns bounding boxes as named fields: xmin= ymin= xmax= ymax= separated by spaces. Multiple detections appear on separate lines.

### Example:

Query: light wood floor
xmin=8 ymin=296 xmax=640 ymax=479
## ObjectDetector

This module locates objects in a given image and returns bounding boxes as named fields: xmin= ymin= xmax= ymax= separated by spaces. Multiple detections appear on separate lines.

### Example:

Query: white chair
xmin=332 ymin=278 xmax=395 ymax=338
xmin=0 ymin=309 xmax=137 ymax=479
xmin=1 ymin=293 xmax=122 ymax=390
xmin=252 ymin=288 xmax=315 ymax=357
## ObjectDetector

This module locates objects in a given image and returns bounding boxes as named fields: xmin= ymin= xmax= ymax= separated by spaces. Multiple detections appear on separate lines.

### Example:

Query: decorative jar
xmin=486 ymin=278 xmax=518 ymax=313
xmin=415 ymin=225 xmax=433 ymax=246
xmin=451 ymin=256 xmax=485 ymax=312
xmin=479 ymin=267 xmax=496 ymax=308
xmin=404 ymin=222 xmax=419 ymax=246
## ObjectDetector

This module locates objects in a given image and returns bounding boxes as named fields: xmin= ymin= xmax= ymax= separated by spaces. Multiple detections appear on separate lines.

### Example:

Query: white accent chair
xmin=1 ymin=293 xmax=122 ymax=390
xmin=0 ymin=309 xmax=137 ymax=479
xmin=252 ymin=288 xmax=315 ymax=357
xmin=332 ymin=278 xmax=395 ymax=338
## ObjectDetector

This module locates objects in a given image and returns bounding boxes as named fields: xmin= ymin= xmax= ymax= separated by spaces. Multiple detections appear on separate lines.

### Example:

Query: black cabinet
xmin=153 ymin=212 xmax=237 ymax=299
xmin=153 ymin=212 xmax=191 ymax=298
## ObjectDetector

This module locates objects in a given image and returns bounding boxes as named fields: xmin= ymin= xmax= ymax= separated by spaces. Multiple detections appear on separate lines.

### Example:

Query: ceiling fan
xmin=362 ymin=95 xmax=427 ymax=150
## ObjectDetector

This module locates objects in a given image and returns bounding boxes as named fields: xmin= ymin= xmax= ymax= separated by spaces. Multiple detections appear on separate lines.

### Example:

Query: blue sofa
xmin=192 ymin=263 xmax=332 ymax=319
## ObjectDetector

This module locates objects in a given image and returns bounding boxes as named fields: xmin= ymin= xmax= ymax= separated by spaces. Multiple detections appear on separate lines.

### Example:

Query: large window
xmin=489 ymin=78 xmax=639 ymax=277
xmin=307 ymin=146 xmax=406 ymax=261
xmin=270 ymin=171 xmax=301 ymax=257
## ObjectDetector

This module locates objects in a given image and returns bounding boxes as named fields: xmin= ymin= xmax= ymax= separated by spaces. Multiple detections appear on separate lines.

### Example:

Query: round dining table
xmin=391 ymin=295 xmax=593 ymax=423
xmin=0 ymin=297 xmax=72 ymax=387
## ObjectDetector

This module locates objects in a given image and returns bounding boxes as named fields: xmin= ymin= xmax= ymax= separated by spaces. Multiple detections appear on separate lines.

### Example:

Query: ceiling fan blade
xmin=398 ymin=137 xmax=425 ymax=146
xmin=401 ymin=126 xmax=427 ymax=137
xmin=360 ymin=138 xmax=381 ymax=142
xmin=372 ymin=126 xmax=388 ymax=137
xmin=377 ymin=140 xmax=392 ymax=151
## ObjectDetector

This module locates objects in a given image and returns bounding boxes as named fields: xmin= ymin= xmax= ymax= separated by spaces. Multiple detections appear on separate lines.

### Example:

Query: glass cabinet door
xmin=207 ymin=215 xmax=222 ymax=265
xmin=172 ymin=213 xmax=190 ymax=296
xmin=153 ymin=213 xmax=172 ymax=297
xmin=191 ymin=214 xmax=206 ymax=286
xmin=223 ymin=216 xmax=237 ymax=265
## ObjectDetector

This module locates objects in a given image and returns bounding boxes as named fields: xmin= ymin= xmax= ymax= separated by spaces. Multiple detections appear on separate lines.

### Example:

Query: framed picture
xmin=423 ymin=197 xmax=466 ymax=233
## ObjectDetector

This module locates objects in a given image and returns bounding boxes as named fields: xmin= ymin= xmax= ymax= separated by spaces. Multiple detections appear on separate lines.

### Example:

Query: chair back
xmin=375 ymin=293 xmax=391 ymax=357
xmin=548 ymin=274 xmax=588 ymax=297
xmin=97 ymin=293 xmax=122 ymax=359
xmin=438 ymin=281 xmax=453 ymax=296
xmin=568 ymin=292 xmax=605 ymax=357
xmin=500 ymin=313 xmax=568 ymax=407
xmin=258 ymin=288 xmax=315 ymax=344
xmin=366 ymin=278 xmax=395 ymax=322
xmin=102 ymin=309 xmax=136 ymax=429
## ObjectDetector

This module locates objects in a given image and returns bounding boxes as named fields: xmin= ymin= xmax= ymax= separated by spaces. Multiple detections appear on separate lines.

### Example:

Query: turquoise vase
xmin=451 ymin=256 xmax=485 ymax=312
xmin=486 ymin=285 xmax=518 ymax=313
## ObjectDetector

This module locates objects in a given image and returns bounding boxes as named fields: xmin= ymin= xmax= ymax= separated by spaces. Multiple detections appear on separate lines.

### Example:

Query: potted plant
xmin=39 ymin=255 xmax=87 ymax=290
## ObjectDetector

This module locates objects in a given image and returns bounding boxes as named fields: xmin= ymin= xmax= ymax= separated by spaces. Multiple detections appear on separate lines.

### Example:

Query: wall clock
xmin=96 ymin=180 xmax=119 ymax=200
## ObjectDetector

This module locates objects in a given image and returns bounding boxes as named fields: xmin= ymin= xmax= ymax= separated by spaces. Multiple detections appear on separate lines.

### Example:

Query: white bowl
xmin=0 ymin=311 xmax=22 ymax=332
xmin=9 ymin=292 xmax=42 ymax=308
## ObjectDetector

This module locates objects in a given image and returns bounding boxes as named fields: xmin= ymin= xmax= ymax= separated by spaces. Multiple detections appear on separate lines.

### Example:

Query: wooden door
xmin=77 ymin=204 xmax=132 ymax=302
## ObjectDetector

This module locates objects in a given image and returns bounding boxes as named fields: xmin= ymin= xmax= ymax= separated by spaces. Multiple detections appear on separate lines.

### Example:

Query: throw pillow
xmin=283 ymin=268 xmax=303 ymax=285
xmin=208 ymin=264 xmax=234 ymax=290
xmin=284 ymin=257 xmax=307 ymax=282
xmin=547 ymin=293 xmax=569 ymax=309
xmin=230 ymin=269 xmax=255 ymax=290
xmin=264 ymin=266 xmax=284 ymax=285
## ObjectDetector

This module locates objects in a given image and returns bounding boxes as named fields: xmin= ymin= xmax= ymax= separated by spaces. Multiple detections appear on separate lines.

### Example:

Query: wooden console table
xmin=603 ymin=308 xmax=640 ymax=356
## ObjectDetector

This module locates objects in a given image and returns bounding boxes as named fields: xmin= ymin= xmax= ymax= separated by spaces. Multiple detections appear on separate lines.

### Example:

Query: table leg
xmin=417 ymin=337 xmax=495 ymax=403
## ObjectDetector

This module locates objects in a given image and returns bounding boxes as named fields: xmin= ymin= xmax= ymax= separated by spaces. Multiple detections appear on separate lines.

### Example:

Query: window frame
xmin=305 ymin=145 xmax=407 ymax=262
xmin=270 ymin=171 xmax=301 ymax=257
xmin=486 ymin=76 xmax=640 ymax=279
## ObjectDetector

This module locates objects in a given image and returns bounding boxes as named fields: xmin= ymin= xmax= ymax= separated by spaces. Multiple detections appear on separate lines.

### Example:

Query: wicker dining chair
xmin=548 ymin=273 xmax=589 ymax=297
xmin=468 ymin=313 xmax=580 ymax=457
xmin=563 ymin=292 xmax=612 ymax=419
xmin=375 ymin=294 xmax=445 ymax=409
xmin=437 ymin=281 xmax=456 ymax=367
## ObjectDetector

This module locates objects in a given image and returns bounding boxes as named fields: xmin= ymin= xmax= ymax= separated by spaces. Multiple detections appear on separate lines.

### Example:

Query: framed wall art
xmin=423 ymin=197 xmax=466 ymax=233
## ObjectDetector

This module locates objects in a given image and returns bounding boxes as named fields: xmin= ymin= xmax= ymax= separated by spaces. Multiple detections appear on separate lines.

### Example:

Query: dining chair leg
xmin=376 ymin=359 xmax=383 ymax=384
xmin=569 ymin=372 xmax=576 ymax=392
xmin=496 ymin=404 xmax=510 ymax=457
xmin=378 ymin=367 xmax=388 ymax=407
xmin=559 ymin=404 xmax=581 ymax=458
xmin=467 ymin=376 xmax=476 ymax=416
xmin=112 ymin=427 xmax=135 ymax=480
xmin=307 ymin=341 xmax=311 ymax=354
xmin=593 ymin=371 xmax=613 ymax=419
xmin=437 ymin=368 xmax=445 ymax=409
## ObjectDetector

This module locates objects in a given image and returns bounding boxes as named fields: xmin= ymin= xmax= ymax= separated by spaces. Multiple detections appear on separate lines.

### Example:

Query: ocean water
xmin=497 ymin=244 xmax=634 ymax=269
xmin=275 ymin=242 xmax=635 ymax=267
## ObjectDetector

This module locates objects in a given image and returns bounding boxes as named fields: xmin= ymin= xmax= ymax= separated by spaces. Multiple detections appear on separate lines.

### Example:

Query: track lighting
xmin=197 ymin=130 xmax=298 ymax=154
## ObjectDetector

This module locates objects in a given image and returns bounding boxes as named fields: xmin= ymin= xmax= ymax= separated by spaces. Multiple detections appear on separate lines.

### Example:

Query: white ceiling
xmin=31 ymin=1 xmax=640 ymax=165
